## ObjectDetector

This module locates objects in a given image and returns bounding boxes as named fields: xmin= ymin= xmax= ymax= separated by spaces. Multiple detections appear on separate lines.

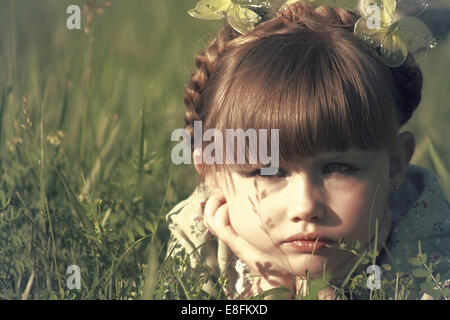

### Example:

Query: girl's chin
xmin=299 ymin=259 xmax=328 ymax=272
xmin=291 ymin=254 xmax=361 ymax=281
xmin=281 ymin=252 xmax=351 ymax=278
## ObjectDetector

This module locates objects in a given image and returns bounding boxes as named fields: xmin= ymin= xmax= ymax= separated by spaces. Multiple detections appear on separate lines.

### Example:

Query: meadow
xmin=0 ymin=0 xmax=448 ymax=300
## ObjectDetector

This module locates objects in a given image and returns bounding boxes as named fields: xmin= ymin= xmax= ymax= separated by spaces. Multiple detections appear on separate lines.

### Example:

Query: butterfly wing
xmin=359 ymin=0 xmax=396 ymax=24
xmin=395 ymin=17 xmax=435 ymax=52
xmin=354 ymin=0 xmax=397 ymax=48
xmin=234 ymin=0 xmax=276 ymax=21
xmin=237 ymin=0 xmax=293 ymax=21
xmin=379 ymin=32 xmax=408 ymax=67
xmin=226 ymin=5 xmax=261 ymax=34
xmin=188 ymin=0 xmax=232 ymax=20
xmin=354 ymin=16 xmax=387 ymax=47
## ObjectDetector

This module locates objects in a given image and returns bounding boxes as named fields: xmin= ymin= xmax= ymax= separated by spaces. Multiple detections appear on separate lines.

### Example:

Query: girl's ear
xmin=389 ymin=131 xmax=415 ymax=187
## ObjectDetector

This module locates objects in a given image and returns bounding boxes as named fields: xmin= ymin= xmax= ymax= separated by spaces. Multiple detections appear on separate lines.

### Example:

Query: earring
xmin=392 ymin=184 xmax=399 ymax=192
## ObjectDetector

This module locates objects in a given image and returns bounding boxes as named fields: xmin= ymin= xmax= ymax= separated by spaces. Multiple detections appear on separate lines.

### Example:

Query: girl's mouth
xmin=281 ymin=239 xmax=331 ymax=252
xmin=279 ymin=232 xmax=334 ymax=253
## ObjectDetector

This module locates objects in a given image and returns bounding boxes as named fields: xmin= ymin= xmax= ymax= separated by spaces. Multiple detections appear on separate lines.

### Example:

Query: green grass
xmin=0 ymin=0 xmax=448 ymax=300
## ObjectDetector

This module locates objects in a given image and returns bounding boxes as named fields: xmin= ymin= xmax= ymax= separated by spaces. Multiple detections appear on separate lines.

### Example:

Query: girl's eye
xmin=323 ymin=163 xmax=359 ymax=176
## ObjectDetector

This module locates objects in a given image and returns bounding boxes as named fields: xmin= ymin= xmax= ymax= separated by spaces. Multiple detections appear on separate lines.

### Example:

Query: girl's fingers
xmin=208 ymin=197 xmax=262 ymax=263
xmin=203 ymin=193 xmax=226 ymax=237
xmin=204 ymin=193 xmax=248 ymax=256
xmin=213 ymin=202 xmax=239 ymax=242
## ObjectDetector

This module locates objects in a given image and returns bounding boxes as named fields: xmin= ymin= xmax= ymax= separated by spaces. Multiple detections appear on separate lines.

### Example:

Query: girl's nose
xmin=287 ymin=176 xmax=325 ymax=223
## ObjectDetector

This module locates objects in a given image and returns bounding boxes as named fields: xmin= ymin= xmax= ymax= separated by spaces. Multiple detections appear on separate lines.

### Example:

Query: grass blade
xmin=0 ymin=85 xmax=6 ymax=153
xmin=81 ymin=118 xmax=121 ymax=195
xmin=55 ymin=167 xmax=93 ymax=233
xmin=340 ymin=250 xmax=368 ymax=291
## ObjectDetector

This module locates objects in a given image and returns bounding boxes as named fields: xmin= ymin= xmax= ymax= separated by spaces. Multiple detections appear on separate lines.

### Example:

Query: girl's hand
xmin=203 ymin=192 xmax=296 ymax=299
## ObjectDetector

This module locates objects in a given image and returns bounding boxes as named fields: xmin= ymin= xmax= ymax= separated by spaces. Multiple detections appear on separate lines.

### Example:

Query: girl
xmin=165 ymin=1 xmax=449 ymax=299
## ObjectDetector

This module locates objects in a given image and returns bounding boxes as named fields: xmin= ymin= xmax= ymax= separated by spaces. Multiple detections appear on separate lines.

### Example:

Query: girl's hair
xmin=183 ymin=1 xmax=423 ymax=183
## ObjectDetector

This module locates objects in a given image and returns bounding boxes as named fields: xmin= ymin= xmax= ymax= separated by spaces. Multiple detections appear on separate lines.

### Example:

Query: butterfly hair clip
xmin=188 ymin=0 xmax=437 ymax=67
xmin=187 ymin=0 xmax=295 ymax=34
xmin=354 ymin=0 xmax=436 ymax=67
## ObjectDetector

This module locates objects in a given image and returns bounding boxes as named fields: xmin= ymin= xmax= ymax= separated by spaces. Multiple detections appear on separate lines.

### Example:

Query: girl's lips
xmin=281 ymin=239 xmax=331 ymax=252
xmin=279 ymin=233 xmax=334 ymax=252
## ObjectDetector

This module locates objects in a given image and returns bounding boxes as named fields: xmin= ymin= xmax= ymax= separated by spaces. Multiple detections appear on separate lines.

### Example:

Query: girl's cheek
xmin=327 ymin=180 xmax=389 ymax=239
xmin=228 ymin=201 xmax=259 ymax=233
xmin=228 ymin=200 xmax=280 ymax=250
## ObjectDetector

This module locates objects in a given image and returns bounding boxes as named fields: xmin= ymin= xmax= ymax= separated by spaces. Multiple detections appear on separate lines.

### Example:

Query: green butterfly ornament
xmin=354 ymin=0 xmax=436 ymax=67
xmin=188 ymin=0 xmax=266 ymax=34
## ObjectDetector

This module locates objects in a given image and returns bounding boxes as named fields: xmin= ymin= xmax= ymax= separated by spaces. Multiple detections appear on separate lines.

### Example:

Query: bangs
xmin=200 ymin=27 xmax=399 ymax=174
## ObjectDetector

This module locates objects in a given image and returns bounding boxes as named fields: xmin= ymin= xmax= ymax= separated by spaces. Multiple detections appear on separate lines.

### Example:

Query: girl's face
xmin=217 ymin=149 xmax=393 ymax=280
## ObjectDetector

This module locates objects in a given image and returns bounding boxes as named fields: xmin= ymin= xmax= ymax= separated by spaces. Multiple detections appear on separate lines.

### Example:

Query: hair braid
xmin=277 ymin=1 xmax=360 ymax=31
xmin=183 ymin=24 xmax=240 ymax=149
